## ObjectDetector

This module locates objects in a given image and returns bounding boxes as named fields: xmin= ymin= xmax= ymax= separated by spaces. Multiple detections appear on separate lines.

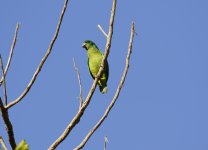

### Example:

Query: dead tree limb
xmin=0 ymin=55 xmax=8 ymax=105
xmin=5 ymin=0 xmax=69 ymax=109
xmin=48 ymin=0 xmax=117 ymax=149
xmin=98 ymin=24 xmax=108 ymax=38
xmin=0 ymin=97 xmax=16 ymax=149
xmin=74 ymin=22 xmax=135 ymax=150
xmin=73 ymin=58 xmax=83 ymax=109
xmin=0 ymin=23 xmax=19 ymax=86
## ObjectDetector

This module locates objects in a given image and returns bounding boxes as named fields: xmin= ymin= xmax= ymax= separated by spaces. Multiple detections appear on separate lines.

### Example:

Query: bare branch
xmin=5 ymin=0 xmax=69 ymax=109
xmin=0 ymin=23 xmax=20 ymax=86
xmin=74 ymin=22 xmax=135 ymax=150
xmin=48 ymin=0 xmax=117 ymax=149
xmin=73 ymin=58 xmax=83 ymax=109
xmin=0 ymin=136 xmax=8 ymax=150
xmin=0 ymin=55 xmax=8 ymax=105
xmin=0 ymin=98 xmax=16 ymax=149
xmin=98 ymin=24 xmax=108 ymax=38
xmin=104 ymin=136 xmax=108 ymax=150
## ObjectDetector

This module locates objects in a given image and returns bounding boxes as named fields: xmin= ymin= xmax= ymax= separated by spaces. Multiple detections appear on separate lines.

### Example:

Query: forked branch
xmin=0 ymin=23 xmax=19 ymax=86
xmin=74 ymin=22 xmax=135 ymax=150
xmin=48 ymin=0 xmax=117 ymax=149
xmin=5 ymin=0 xmax=69 ymax=109
xmin=0 ymin=55 xmax=17 ymax=149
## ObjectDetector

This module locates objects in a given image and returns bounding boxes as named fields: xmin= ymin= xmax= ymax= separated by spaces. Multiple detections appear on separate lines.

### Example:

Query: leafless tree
xmin=0 ymin=0 xmax=135 ymax=149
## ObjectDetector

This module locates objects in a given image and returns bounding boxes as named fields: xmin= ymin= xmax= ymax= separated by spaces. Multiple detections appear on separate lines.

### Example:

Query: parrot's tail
xmin=99 ymin=86 xmax=108 ymax=94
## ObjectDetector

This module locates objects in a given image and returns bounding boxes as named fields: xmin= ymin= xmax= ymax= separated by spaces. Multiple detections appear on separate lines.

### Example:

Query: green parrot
xmin=82 ymin=40 xmax=109 ymax=94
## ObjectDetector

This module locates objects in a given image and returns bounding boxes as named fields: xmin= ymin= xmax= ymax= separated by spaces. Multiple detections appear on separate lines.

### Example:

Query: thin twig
xmin=73 ymin=58 xmax=83 ymax=109
xmin=5 ymin=0 xmax=69 ymax=109
xmin=0 ymin=55 xmax=8 ymax=105
xmin=0 ymin=23 xmax=20 ymax=86
xmin=0 ymin=136 xmax=8 ymax=150
xmin=48 ymin=0 xmax=116 ymax=149
xmin=98 ymin=24 xmax=108 ymax=38
xmin=74 ymin=22 xmax=135 ymax=150
xmin=0 ymin=98 xmax=16 ymax=149
xmin=104 ymin=136 xmax=108 ymax=150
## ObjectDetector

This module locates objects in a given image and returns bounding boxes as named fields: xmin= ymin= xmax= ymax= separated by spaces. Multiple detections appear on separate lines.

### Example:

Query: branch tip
xmin=98 ymin=24 xmax=108 ymax=38
xmin=72 ymin=58 xmax=83 ymax=109
xmin=0 ymin=23 xmax=20 ymax=86
xmin=104 ymin=136 xmax=108 ymax=150
xmin=5 ymin=0 xmax=69 ymax=109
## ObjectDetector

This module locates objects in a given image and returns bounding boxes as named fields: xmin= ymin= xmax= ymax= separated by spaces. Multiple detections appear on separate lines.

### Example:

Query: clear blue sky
xmin=1 ymin=0 xmax=208 ymax=149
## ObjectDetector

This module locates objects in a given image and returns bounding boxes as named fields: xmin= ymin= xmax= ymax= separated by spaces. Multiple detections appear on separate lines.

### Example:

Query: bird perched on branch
xmin=82 ymin=40 xmax=109 ymax=94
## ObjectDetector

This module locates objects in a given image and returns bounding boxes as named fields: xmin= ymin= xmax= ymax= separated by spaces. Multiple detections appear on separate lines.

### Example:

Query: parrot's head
xmin=82 ymin=40 xmax=96 ymax=50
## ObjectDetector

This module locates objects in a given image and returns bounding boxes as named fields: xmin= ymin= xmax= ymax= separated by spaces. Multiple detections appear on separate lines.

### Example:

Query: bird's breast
xmin=88 ymin=57 xmax=102 ymax=77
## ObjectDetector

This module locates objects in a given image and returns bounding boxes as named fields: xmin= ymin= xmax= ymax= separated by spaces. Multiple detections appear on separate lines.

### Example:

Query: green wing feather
xmin=88 ymin=58 xmax=95 ymax=80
